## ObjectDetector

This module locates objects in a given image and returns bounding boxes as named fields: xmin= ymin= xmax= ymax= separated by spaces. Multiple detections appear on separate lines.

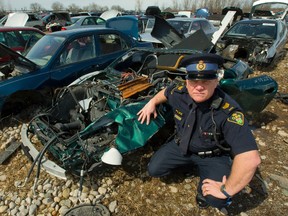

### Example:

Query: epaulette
xmin=170 ymin=82 xmax=186 ymax=95
xmin=215 ymin=88 xmax=240 ymax=116
xmin=220 ymin=101 xmax=237 ymax=115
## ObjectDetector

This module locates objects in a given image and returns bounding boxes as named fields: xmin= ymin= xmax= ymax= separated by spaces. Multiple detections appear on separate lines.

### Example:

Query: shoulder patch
xmin=227 ymin=111 xmax=244 ymax=126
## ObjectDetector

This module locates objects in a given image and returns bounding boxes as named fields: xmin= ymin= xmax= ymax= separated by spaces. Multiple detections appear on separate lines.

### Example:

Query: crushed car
xmin=214 ymin=0 xmax=288 ymax=67
xmin=20 ymin=47 xmax=278 ymax=181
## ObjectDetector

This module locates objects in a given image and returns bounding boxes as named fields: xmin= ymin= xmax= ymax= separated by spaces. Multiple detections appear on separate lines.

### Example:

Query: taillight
xmin=61 ymin=27 xmax=67 ymax=31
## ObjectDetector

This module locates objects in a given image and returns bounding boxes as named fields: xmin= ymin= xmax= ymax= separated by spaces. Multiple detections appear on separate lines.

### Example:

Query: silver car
xmin=166 ymin=17 xmax=217 ymax=39
xmin=62 ymin=16 xmax=106 ymax=31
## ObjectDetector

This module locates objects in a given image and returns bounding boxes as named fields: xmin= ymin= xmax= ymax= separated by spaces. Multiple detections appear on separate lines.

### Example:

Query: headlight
xmin=216 ymin=41 xmax=226 ymax=49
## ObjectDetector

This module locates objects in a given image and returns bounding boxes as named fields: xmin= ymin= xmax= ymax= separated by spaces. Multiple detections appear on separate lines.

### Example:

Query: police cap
xmin=181 ymin=53 xmax=224 ymax=80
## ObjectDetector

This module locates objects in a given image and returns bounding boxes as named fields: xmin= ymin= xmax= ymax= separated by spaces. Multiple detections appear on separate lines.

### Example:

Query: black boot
xmin=196 ymin=193 xmax=209 ymax=209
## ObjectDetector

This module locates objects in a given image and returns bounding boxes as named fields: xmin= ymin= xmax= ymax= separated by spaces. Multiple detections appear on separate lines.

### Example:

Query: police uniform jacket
xmin=164 ymin=83 xmax=258 ymax=156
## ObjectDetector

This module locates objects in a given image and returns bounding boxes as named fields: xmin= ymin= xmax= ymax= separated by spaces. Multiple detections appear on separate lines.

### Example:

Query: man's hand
xmin=137 ymin=100 xmax=157 ymax=125
xmin=202 ymin=176 xmax=227 ymax=199
xmin=201 ymin=150 xmax=260 ymax=199
xmin=137 ymin=88 xmax=167 ymax=125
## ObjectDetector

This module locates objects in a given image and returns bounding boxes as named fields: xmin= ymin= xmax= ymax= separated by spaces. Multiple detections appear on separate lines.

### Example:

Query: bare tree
xmin=172 ymin=0 xmax=180 ymax=10
xmin=0 ymin=0 xmax=3 ymax=9
xmin=67 ymin=4 xmax=80 ymax=14
xmin=181 ymin=0 xmax=193 ymax=11
xmin=135 ymin=0 xmax=143 ymax=13
xmin=51 ymin=1 xmax=64 ymax=11
xmin=99 ymin=6 xmax=109 ymax=12
xmin=30 ymin=3 xmax=42 ymax=12
xmin=83 ymin=3 xmax=100 ymax=12
xmin=111 ymin=5 xmax=125 ymax=12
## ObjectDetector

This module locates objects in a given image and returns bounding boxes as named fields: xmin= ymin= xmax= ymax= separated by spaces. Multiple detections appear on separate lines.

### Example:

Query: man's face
xmin=186 ymin=79 xmax=218 ymax=103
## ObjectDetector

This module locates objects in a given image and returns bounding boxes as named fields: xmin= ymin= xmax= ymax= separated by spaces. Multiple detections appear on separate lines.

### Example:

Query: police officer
xmin=137 ymin=53 xmax=261 ymax=211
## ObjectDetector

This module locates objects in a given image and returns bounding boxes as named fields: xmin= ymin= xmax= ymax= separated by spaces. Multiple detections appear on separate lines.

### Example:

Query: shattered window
xmin=226 ymin=22 xmax=276 ymax=39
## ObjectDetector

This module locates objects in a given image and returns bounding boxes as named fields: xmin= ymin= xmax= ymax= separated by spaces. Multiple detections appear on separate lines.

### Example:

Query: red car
xmin=0 ymin=26 xmax=45 ymax=53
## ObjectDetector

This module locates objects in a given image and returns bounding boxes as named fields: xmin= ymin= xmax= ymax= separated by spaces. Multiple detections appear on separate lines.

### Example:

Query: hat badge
xmin=196 ymin=60 xmax=206 ymax=71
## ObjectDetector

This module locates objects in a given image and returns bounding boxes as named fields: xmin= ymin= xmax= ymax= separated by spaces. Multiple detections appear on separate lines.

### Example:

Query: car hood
xmin=4 ymin=12 xmax=28 ymax=27
xmin=150 ymin=16 xmax=213 ymax=50
xmin=0 ymin=43 xmax=38 ymax=71
xmin=106 ymin=16 xmax=139 ymax=39
xmin=150 ymin=16 xmax=185 ymax=48
xmin=139 ymin=32 xmax=162 ymax=44
xmin=250 ymin=0 xmax=288 ymax=20
xmin=100 ymin=10 xmax=121 ymax=21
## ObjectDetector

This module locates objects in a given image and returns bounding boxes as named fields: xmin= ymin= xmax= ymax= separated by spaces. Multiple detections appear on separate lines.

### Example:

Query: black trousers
xmin=148 ymin=139 xmax=232 ymax=209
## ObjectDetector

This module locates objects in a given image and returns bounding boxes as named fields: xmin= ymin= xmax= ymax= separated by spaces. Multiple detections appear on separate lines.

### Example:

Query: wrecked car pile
xmin=20 ymin=48 xmax=278 ymax=181
xmin=0 ymin=16 xmax=153 ymax=117
xmin=215 ymin=0 xmax=288 ymax=67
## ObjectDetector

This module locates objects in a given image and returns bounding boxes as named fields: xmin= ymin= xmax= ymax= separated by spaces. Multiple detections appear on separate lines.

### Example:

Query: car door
xmin=49 ymin=31 xmax=128 ymax=86
xmin=93 ymin=32 xmax=130 ymax=69
xmin=49 ymin=34 xmax=99 ymax=86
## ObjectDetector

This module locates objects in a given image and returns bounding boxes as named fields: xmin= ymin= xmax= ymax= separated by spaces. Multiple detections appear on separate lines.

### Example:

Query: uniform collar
xmin=184 ymin=86 xmax=219 ymax=110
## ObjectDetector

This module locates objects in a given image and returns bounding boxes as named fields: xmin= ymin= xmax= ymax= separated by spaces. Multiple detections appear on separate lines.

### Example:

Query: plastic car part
xmin=21 ymin=124 xmax=67 ymax=180
xmin=220 ymin=74 xmax=278 ymax=113
xmin=101 ymin=147 xmax=123 ymax=165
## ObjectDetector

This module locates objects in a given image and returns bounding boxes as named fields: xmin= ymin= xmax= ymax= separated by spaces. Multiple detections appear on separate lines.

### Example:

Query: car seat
xmin=66 ymin=41 xmax=81 ymax=63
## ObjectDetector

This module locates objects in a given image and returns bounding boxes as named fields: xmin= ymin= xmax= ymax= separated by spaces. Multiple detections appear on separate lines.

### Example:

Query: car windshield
xmin=71 ymin=17 xmax=80 ymax=24
xmin=226 ymin=22 xmax=276 ymax=39
xmin=25 ymin=35 xmax=65 ymax=66
xmin=0 ymin=15 xmax=7 ymax=24
xmin=167 ymin=20 xmax=191 ymax=34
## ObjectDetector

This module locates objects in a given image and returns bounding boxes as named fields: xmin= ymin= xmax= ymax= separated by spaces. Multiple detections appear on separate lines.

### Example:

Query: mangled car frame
xmin=21 ymin=47 xmax=278 ymax=180
xmin=215 ymin=0 xmax=288 ymax=67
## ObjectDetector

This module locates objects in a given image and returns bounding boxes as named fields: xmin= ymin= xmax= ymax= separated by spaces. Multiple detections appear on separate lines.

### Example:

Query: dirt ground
xmin=1 ymin=51 xmax=288 ymax=216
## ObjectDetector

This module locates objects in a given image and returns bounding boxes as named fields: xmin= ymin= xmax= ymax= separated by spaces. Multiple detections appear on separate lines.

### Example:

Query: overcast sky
xmin=4 ymin=0 xmax=172 ymax=11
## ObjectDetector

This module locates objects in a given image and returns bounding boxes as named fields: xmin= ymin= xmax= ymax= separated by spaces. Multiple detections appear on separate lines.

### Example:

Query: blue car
xmin=0 ymin=17 xmax=152 ymax=116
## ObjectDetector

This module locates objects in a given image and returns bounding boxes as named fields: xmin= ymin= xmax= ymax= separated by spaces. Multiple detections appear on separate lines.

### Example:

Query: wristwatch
xmin=220 ymin=185 xmax=232 ymax=205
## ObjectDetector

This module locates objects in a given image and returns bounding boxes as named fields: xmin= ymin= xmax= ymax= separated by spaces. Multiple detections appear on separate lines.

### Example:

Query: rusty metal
xmin=117 ymin=76 xmax=152 ymax=98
